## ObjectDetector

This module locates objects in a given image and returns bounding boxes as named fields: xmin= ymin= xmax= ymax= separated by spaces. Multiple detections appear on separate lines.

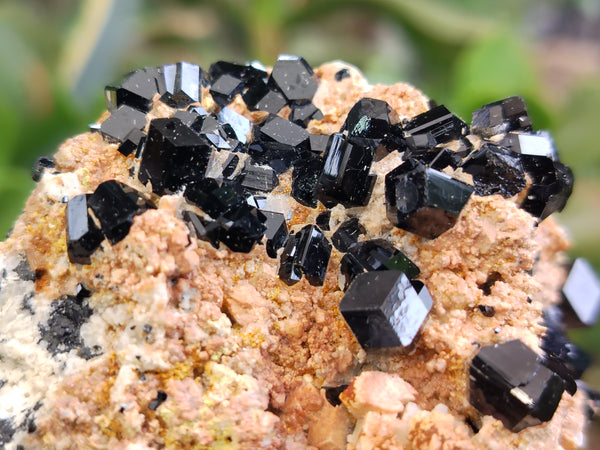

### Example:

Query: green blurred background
xmin=1 ymin=0 xmax=599 ymax=438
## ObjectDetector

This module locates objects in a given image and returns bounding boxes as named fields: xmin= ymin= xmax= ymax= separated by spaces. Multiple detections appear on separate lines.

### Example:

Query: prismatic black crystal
xmin=66 ymin=194 xmax=104 ymax=265
xmin=385 ymin=159 xmax=473 ymax=239
xmin=100 ymin=105 xmax=147 ymax=144
xmin=461 ymin=143 xmax=526 ymax=197
xmin=317 ymin=133 xmax=376 ymax=208
xmin=339 ymin=270 xmax=432 ymax=348
xmin=261 ymin=210 xmax=288 ymax=258
xmin=118 ymin=128 xmax=146 ymax=157
xmin=87 ymin=180 xmax=150 ymax=245
xmin=237 ymin=163 xmax=279 ymax=193
xmin=255 ymin=115 xmax=310 ymax=151
xmin=105 ymin=66 xmax=164 ymax=112
xmin=289 ymin=103 xmax=323 ymax=127
xmin=161 ymin=62 xmax=205 ymax=108
xmin=469 ymin=339 xmax=565 ymax=431
xmin=343 ymin=98 xmax=393 ymax=140
xmin=339 ymin=239 xmax=420 ymax=290
xmin=403 ymin=105 xmax=468 ymax=151
xmin=560 ymin=258 xmax=600 ymax=327
xmin=138 ymin=118 xmax=212 ymax=194
xmin=471 ymin=96 xmax=531 ymax=138
xmin=502 ymin=131 xmax=558 ymax=160
xmin=331 ymin=217 xmax=366 ymax=252
xmin=213 ymin=204 xmax=267 ymax=253
xmin=269 ymin=55 xmax=318 ymax=103
xmin=278 ymin=225 xmax=331 ymax=286
xmin=291 ymin=158 xmax=323 ymax=208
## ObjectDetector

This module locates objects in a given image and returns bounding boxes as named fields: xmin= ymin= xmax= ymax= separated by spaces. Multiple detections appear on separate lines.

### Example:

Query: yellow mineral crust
xmin=0 ymin=61 xmax=587 ymax=448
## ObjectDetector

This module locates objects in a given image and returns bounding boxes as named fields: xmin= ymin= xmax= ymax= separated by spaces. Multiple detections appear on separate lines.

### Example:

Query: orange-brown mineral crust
xmin=0 ymin=61 xmax=587 ymax=449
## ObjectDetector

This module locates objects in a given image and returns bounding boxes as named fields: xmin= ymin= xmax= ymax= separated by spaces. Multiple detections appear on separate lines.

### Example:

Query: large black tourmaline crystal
xmin=343 ymin=98 xmax=393 ymax=140
xmin=560 ymin=258 xmax=600 ymax=327
xmin=317 ymin=133 xmax=376 ymax=208
xmin=138 ymin=118 xmax=213 ymax=194
xmin=339 ymin=270 xmax=432 ymax=348
xmin=105 ymin=66 xmax=164 ymax=112
xmin=66 ymin=194 xmax=104 ymax=264
xmin=403 ymin=105 xmax=468 ymax=151
xmin=385 ymin=159 xmax=473 ymax=239
xmin=269 ymin=55 xmax=318 ymax=103
xmin=160 ymin=62 xmax=205 ymax=108
xmin=278 ymin=225 xmax=331 ymax=286
xmin=470 ymin=96 xmax=531 ymax=138
xmin=469 ymin=340 xmax=565 ymax=431
xmin=331 ymin=218 xmax=366 ymax=252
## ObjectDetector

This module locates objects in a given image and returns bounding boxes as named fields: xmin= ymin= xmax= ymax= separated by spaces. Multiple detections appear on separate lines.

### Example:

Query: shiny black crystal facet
xmin=339 ymin=270 xmax=432 ymax=348
xmin=471 ymin=96 xmax=531 ymax=138
xmin=560 ymin=258 xmax=600 ymax=327
xmin=242 ymin=79 xmax=287 ymax=113
xmin=105 ymin=67 xmax=163 ymax=112
xmin=269 ymin=55 xmax=318 ymax=102
xmin=138 ymin=118 xmax=212 ymax=195
xmin=215 ymin=204 xmax=267 ymax=253
xmin=461 ymin=144 xmax=526 ymax=198
xmin=317 ymin=133 xmax=376 ymax=208
xmin=289 ymin=103 xmax=323 ymax=126
xmin=210 ymin=74 xmax=244 ymax=106
xmin=316 ymin=211 xmax=331 ymax=231
xmin=469 ymin=340 xmax=565 ymax=431
xmin=186 ymin=181 xmax=245 ymax=219
xmin=160 ymin=62 xmax=204 ymax=108
xmin=331 ymin=218 xmax=366 ymax=252
xmin=182 ymin=210 xmax=220 ymax=248
xmin=173 ymin=109 xmax=205 ymax=132
xmin=88 ymin=180 xmax=148 ymax=245
xmin=278 ymin=225 xmax=331 ymax=286
xmin=385 ymin=159 xmax=473 ymax=239
xmin=118 ymin=128 xmax=146 ymax=157
xmin=256 ymin=115 xmax=310 ymax=150
xmin=291 ymin=158 xmax=324 ymax=208
xmin=238 ymin=164 xmax=279 ymax=193
xmin=66 ymin=194 xmax=104 ymax=264
xmin=343 ymin=98 xmax=393 ymax=139
xmin=416 ymin=148 xmax=462 ymax=172
xmin=502 ymin=131 xmax=558 ymax=160
xmin=100 ymin=105 xmax=147 ymax=144
xmin=339 ymin=239 xmax=419 ymax=290
xmin=217 ymin=107 xmax=252 ymax=144
xmin=261 ymin=210 xmax=288 ymax=258
xmin=31 ymin=156 xmax=55 ymax=182
xmin=39 ymin=294 xmax=93 ymax=355
xmin=247 ymin=141 xmax=299 ymax=174
xmin=520 ymin=158 xmax=573 ymax=221
xmin=309 ymin=134 xmax=330 ymax=156
xmin=403 ymin=105 xmax=468 ymax=150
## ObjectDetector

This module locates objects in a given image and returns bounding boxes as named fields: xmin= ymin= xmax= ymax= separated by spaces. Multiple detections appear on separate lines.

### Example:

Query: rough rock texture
xmin=0 ymin=62 xmax=588 ymax=449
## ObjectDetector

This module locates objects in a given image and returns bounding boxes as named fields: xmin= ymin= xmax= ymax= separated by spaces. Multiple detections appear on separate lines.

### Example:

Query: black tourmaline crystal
xmin=261 ymin=210 xmax=288 ymax=258
xmin=118 ymin=128 xmax=146 ymax=157
xmin=461 ymin=143 xmax=526 ymax=197
xmin=39 ymin=294 xmax=93 ymax=355
xmin=289 ymin=103 xmax=323 ymax=127
xmin=138 ymin=118 xmax=212 ymax=194
xmin=100 ymin=105 xmax=147 ymax=144
xmin=339 ymin=239 xmax=419 ymax=290
xmin=291 ymin=158 xmax=324 ymax=208
xmin=66 ymin=194 xmax=104 ymax=264
xmin=385 ymin=159 xmax=473 ymax=239
xmin=269 ymin=55 xmax=318 ymax=102
xmin=160 ymin=62 xmax=205 ymax=108
xmin=317 ymin=133 xmax=376 ymax=208
xmin=471 ymin=96 xmax=531 ymax=138
xmin=255 ymin=114 xmax=310 ymax=151
xmin=502 ymin=131 xmax=558 ymax=160
xmin=213 ymin=204 xmax=267 ymax=253
xmin=469 ymin=340 xmax=565 ymax=431
xmin=343 ymin=98 xmax=393 ymax=140
xmin=560 ymin=258 xmax=600 ymax=327
xmin=278 ymin=225 xmax=331 ymax=286
xmin=237 ymin=163 xmax=279 ymax=193
xmin=339 ymin=270 xmax=432 ymax=348
xmin=403 ymin=105 xmax=468 ymax=151
xmin=331 ymin=217 xmax=366 ymax=252
xmin=87 ymin=180 xmax=149 ymax=245
xmin=105 ymin=66 xmax=164 ymax=112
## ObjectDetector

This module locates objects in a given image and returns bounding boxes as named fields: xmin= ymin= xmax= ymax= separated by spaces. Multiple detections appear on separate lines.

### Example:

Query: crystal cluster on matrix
xmin=22 ymin=52 xmax=596 ymax=441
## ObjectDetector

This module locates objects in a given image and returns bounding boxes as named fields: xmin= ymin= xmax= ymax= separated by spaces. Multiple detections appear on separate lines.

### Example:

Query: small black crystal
xmin=261 ymin=210 xmax=288 ymax=258
xmin=385 ymin=159 xmax=473 ymax=239
xmin=118 ymin=128 xmax=146 ymax=157
xmin=403 ymin=105 xmax=468 ymax=151
xmin=237 ymin=163 xmax=279 ymax=193
xmin=315 ymin=211 xmax=331 ymax=231
xmin=416 ymin=148 xmax=462 ymax=172
xmin=278 ymin=225 xmax=331 ymax=286
xmin=502 ymin=131 xmax=558 ymax=160
xmin=149 ymin=390 xmax=167 ymax=411
xmin=105 ymin=67 xmax=163 ymax=112
xmin=217 ymin=107 xmax=252 ymax=144
xmin=66 ymin=194 xmax=104 ymax=265
xmin=160 ymin=62 xmax=205 ymax=108
xmin=269 ymin=55 xmax=318 ymax=102
xmin=256 ymin=115 xmax=310 ymax=151
xmin=317 ymin=133 xmax=375 ymax=208
xmin=289 ymin=103 xmax=323 ymax=127
xmin=461 ymin=143 xmax=526 ymax=198
xmin=308 ymin=134 xmax=330 ymax=156
xmin=100 ymin=105 xmax=147 ymax=144
xmin=138 ymin=118 xmax=212 ymax=195
xmin=88 ymin=180 xmax=149 ymax=245
xmin=331 ymin=218 xmax=366 ymax=252
xmin=39 ymin=294 xmax=93 ymax=355
xmin=469 ymin=339 xmax=565 ymax=431
xmin=339 ymin=239 xmax=419 ymax=290
xmin=291 ymin=158 xmax=323 ymax=208
xmin=214 ymin=204 xmax=267 ymax=253
xmin=186 ymin=181 xmax=245 ymax=219
xmin=31 ymin=156 xmax=55 ymax=182
xmin=560 ymin=258 xmax=600 ymax=327
xmin=210 ymin=73 xmax=244 ymax=106
xmin=343 ymin=98 xmax=393 ymax=140
xmin=242 ymin=80 xmax=287 ymax=113
xmin=334 ymin=68 xmax=350 ymax=81
xmin=339 ymin=270 xmax=432 ymax=348
xmin=247 ymin=141 xmax=301 ymax=174
xmin=471 ymin=96 xmax=531 ymax=138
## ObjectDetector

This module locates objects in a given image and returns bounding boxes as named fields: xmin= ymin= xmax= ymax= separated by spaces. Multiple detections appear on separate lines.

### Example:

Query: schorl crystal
xmin=105 ymin=67 xmax=163 ymax=112
xmin=289 ymin=103 xmax=323 ymax=127
xmin=340 ymin=239 xmax=420 ymax=290
xmin=118 ymin=128 xmax=146 ymax=157
xmin=66 ymin=194 xmax=104 ymax=265
xmin=160 ymin=62 xmax=204 ymax=108
xmin=217 ymin=107 xmax=252 ymax=144
xmin=385 ymin=159 xmax=473 ymax=239
xmin=343 ymin=98 xmax=393 ymax=140
xmin=339 ymin=270 xmax=432 ymax=348
xmin=403 ymin=105 xmax=468 ymax=151
xmin=317 ymin=133 xmax=376 ymax=208
xmin=331 ymin=217 xmax=366 ymax=252
xmin=269 ymin=55 xmax=318 ymax=102
xmin=560 ymin=258 xmax=600 ymax=327
xmin=261 ymin=210 xmax=288 ymax=258
xmin=471 ymin=96 xmax=531 ymax=138
xmin=291 ymin=158 xmax=323 ymax=208
xmin=461 ymin=143 xmax=526 ymax=198
xmin=214 ymin=204 xmax=267 ymax=253
xmin=209 ymin=73 xmax=245 ymax=106
xmin=469 ymin=339 xmax=565 ymax=431
xmin=256 ymin=115 xmax=310 ymax=151
xmin=39 ymin=294 xmax=93 ymax=355
xmin=237 ymin=163 xmax=279 ymax=193
xmin=100 ymin=105 xmax=147 ymax=144
xmin=278 ymin=225 xmax=331 ymax=286
xmin=87 ymin=180 xmax=149 ymax=245
xmin=502 ymin=131 xmax=558 ymax=160
xmin=138 ymin=118 xmax=212 ymax=195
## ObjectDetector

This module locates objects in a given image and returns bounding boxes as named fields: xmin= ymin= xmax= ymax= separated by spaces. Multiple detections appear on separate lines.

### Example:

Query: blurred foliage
xmin=1 ymin=0 xmax=600 ymax=355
